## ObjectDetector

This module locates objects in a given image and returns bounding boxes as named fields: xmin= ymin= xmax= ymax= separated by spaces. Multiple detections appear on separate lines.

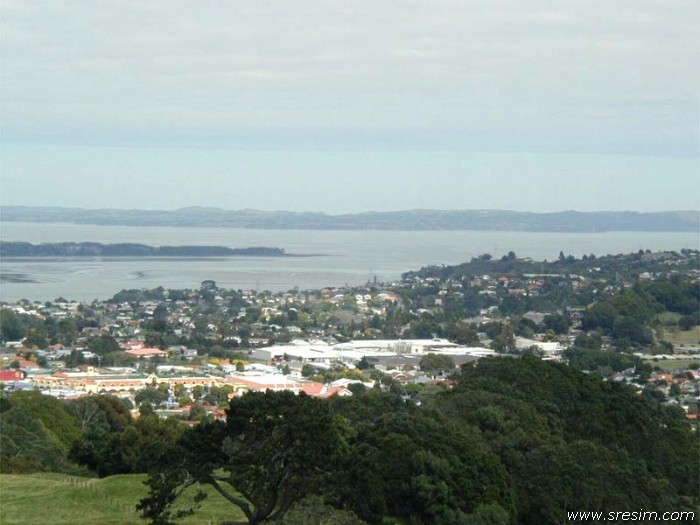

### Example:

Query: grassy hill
xmin=0 ymin=473 xmax=245 ymax=525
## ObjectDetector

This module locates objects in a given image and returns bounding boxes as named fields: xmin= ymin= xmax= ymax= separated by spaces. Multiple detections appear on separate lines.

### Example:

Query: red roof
xmin=125 ymin=347 xmax=167 ymax=357
xmin=0 ymin=370 xmax=26 ymax=381
xmin=299 ymin=383 xmax=351 ymax=398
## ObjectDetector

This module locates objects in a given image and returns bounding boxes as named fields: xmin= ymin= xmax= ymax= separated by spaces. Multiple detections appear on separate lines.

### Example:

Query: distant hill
xmin=0 ymin=242 xmax=292 ymax=258
xmin=1 ymin=206 xmax=698 ymax=232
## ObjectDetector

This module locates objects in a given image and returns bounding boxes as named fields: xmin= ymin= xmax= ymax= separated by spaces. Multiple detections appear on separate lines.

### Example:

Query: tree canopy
xmin=136 ymin=357 xmax=698 ymax=525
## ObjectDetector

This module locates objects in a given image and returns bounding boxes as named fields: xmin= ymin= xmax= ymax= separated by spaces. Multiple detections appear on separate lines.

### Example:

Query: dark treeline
xmin=0 ymin=241 xmax=287 ymax=258
xmin=4 ymin=357 xmax=695 ymax=524
xmin=403 ymin=248 xmax=699 ymax=282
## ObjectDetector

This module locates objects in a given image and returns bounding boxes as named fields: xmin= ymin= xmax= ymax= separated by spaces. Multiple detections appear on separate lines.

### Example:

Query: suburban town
xmin=2 ymin=249 xmax=699 ymax=524
xmin=3 ymin=0 xmax=699 ymax=521
xmin=2 ymin=249 xmax=698 ymax=424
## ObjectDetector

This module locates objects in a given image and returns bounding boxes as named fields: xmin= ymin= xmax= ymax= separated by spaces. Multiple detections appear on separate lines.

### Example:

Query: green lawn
xmin=659 ymin=326 xmax=700 ymax=346
xmin=0 ymin=473 xmax=245 ymax=525
xmin=646 ymin=359 xmax=700 ymax=372
xmin=657 ymin=311 xmax=683 ymax=324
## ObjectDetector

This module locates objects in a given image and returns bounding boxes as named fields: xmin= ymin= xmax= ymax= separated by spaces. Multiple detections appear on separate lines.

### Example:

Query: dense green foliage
xmin=562 ymin=346 xmax=652 ymax=379
xmin=0 ymin=391 xmax=82 ymax=473
xmin=419 ymin=353 xmax=456 ymax=374
xmin=442 ymin=357 xmax=698 ymax=523
xmin=0 ymin=392 xmax=184 ymax=479
xmin=581 ymin=278 xmax=699 ymax=349
xmin=138 ymin=358 xmax=699 ymax=525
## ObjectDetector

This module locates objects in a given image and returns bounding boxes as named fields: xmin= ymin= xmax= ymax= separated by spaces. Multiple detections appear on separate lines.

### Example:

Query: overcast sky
xmin=1 ymin=0 xmax=698 ymax=213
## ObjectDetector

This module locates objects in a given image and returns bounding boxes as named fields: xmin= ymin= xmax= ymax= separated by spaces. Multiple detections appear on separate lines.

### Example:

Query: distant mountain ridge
xmin=1 ymin=206 xmax=698 ymax=232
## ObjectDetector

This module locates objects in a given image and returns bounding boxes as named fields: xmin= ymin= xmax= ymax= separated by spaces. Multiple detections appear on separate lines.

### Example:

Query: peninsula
xmin=0 ymin=242 xmax=301 ymax=258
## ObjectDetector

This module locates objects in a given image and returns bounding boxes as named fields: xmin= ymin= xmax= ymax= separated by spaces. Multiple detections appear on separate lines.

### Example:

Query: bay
xmin=1 ymin=222 xmax=697 ymax=302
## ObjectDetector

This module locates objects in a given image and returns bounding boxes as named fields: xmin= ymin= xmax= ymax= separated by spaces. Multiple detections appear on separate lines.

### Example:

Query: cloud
xmin=1 ymin=0 xmax=698 ymax=154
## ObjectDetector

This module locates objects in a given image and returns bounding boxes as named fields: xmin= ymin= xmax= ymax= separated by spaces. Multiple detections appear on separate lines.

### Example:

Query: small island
xmin=0 ymin=241 xmax=304 ymax=258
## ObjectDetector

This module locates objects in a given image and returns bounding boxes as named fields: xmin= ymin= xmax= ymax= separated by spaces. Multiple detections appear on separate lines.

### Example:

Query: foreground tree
xmin=138 ymin=391 xmax=351 ymax=525
xmin=137 ymin=358 xmax=698 ymax=525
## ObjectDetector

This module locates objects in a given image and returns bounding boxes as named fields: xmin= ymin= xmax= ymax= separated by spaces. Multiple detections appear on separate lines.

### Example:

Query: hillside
xmin=0 ymin=473 xmax=244 ymax=525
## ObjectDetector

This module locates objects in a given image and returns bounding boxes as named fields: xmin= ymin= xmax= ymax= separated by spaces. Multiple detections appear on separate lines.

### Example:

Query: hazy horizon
xmin=2 ymin=1 xmax=698 ymax=213
xmin=1 ymin=204 xmax=698 ymax=215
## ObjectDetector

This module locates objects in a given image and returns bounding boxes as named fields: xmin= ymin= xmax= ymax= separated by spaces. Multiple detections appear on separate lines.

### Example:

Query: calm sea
xmin=1 ymin=222 xmax=697 ymax=302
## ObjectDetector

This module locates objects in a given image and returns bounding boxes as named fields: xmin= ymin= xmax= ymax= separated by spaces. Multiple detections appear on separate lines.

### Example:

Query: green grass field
xmin=659 ymin=326 xmax=700 ymax=346
xmin=657 ymin=311 xmax=683 ymax=324
xmin=645 ymin=359 xmax=700 ymax=372
xmin=0 ymin=473 xmax=246 ymax=525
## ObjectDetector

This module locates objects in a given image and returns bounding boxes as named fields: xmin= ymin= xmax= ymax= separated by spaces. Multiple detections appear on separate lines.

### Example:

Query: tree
xmin=573 ymin=333 xmax=602 ymax=350
xmin=301 ymin=364 xmax=316 ymax=377
xmin=191 ymin=385 xmax=204 ymax=401
xmin=612 ymin=316 xmax=653 ymax=346
xmin=0 ymin=309 xmax=25 ymax=341
xmin=419 ymin=353 xmax=455 ymax=375
xmin=187 ymin=403 xmax=209 ymax=422
xmin=543 ymin=313 xmax=570 ymax=335
xmin=356 ymin=356 xmax=374 ymax=370
xmin=139 ymin=392 xmax=352 ymax=525
xmin=87 ymin=335 xmax=121 ymax=356
xmin=451 ymin=355 xmax=699 ymax=519
xmin=491 ymin=323 xmax=516 ymax=353
xmin=679 ymin=315 xmax=697 ymax=331
xmin=23 ymin=334 xmax=49 ymax=349
xmin=447 ymin=323 xmax=479 ymax=346
xmin=69 ymin=397 xmax=109 ymax=434
xmin=334 ymin=408 xmax=515 ymax=524
xmin=1 ymin=390 xmax=82 ymax=473
xmin=515 ymin=318 xmax=537 ymax=338
xmin=669 ymin=382 xmax=681 ymax=397
xmin=203 ymin=385 xmax=233 ymax=406
xmin=135 ymin=387 xmax=169 ymax=407
xmin=115 ymin=413 xmax=186 ymax=476
xmin=64 ymin=350 xmax=86 ymax=368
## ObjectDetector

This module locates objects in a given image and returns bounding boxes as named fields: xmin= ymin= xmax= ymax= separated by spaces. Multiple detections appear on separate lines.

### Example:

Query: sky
xmin=1 ymin=0 xmax=698 ymax=213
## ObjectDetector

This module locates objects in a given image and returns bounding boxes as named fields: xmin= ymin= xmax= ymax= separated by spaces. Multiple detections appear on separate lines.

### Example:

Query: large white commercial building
xmin=252 ymin=338 xmax=495 ymax=365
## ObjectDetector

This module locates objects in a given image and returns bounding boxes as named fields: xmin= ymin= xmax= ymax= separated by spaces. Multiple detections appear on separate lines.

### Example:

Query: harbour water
xmin=1 ymin=222 xmax=697 ymax=302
